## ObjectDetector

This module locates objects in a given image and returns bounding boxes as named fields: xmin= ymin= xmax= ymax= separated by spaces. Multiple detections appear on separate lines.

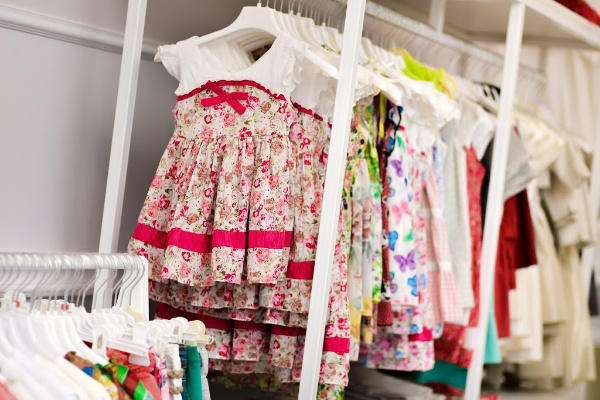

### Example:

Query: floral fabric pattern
xmin=129 ymin=82 xmax=297 ymax=288
xmin=258 ymin=110 xmax=331 ymax=315
xmin=131 ymin=65 xmax=457 ymax=395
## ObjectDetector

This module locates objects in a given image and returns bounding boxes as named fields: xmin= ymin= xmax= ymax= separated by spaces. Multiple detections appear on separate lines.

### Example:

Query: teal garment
xmin=416 ymin=360 xmax=468 ymax=389
xmin=186 ymin=345 xmax=202 ymax=400
xmin=485 ymin=294 xmax=502 ymax=364
xmin=416 ymin=293 xmax=502 ymax=389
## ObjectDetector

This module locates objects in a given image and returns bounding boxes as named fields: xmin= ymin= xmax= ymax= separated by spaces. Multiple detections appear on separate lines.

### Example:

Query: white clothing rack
xmin=466 ymin=2 xmax=600 ymax=399
xmin=0 ymin=252 xmax=149 ymax=319
xmin=299 ymin=1 xmax=366 ymax=396
xmin=97 ymin=0 xmax=600 ymax=399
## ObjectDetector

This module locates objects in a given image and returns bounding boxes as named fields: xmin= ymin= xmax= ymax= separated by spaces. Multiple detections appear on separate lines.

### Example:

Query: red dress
xmin=494 ymin=189 xmax=538 ymax=338
xmin=433 ymin=146 xmax=485 ymax=368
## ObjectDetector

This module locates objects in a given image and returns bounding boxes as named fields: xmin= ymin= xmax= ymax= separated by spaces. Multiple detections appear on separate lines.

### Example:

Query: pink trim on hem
xmin=247 ymin=230 xmax=292 ymax=249
xmin=286 ymin=261 xmax=315 ymax=280
xmin=323 ymin=337 xmax=350 ymax=355
xmin=212 ymin=230 xmax=245 ymax=249
xmin=132 ymin=224 xmax=167 ymax=249
xmin=132 ymin=223 xmax=293 ymax=252
xmin=167 ymin=228 xmax=212 ymax=253
xmin=235 ymin=320 xmax=268 ymax=332
xmin=271 ymin=325 xmax=301 ymax=337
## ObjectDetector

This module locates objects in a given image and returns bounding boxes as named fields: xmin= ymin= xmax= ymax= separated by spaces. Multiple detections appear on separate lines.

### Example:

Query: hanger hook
xmin=110 ymin=253 xmax=133 ymax=308
xmin=64 ymin=253 xmax=83 ymax=308
xmin=30 ymin=253 xmax=52 ymax=312
xmin=90 ymin=254 xmax=109 ymax=311
xmin=50 ymin=254 xmax=66 ymax=310
xmin=127 ymin=254 xmax=144 ymax=308
xmin=79 ymin=254 xmax=100 ymax=310
xmin=59 ymin=254 xmax=73 ymax=306
xmin=103 ymin=254 xmax=120 ymax=308
xmin=71 ymin=254 xmax=87 ymax=307
xmin=116 ymin=254 xmax=138 ymax=308
xmin=1 ymin=254 xmax=20 ymax=302
xmin=116 ymin=254 xmax=134 ymax=308
xmin=12 ymin=253 xmax=32 ymax=305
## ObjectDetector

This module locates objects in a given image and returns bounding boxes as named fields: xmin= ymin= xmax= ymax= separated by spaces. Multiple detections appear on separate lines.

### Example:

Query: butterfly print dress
xmin=386 ymin=108 xmax=419 ymax=308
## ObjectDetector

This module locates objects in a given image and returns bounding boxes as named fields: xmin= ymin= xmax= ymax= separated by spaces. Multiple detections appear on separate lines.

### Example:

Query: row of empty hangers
xmin=0 ymin=252 xmax=212 ymax=367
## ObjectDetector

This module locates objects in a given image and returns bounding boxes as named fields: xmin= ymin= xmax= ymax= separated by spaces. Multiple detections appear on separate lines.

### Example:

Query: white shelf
xmin=519 ymin=0 xmax=600 ymax=49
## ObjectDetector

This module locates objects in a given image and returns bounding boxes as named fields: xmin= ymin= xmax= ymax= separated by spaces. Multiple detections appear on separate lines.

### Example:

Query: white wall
xmin=0 ymin=26 xmax=176 ymax=252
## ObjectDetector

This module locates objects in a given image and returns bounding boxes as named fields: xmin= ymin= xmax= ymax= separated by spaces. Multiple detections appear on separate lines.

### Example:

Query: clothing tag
xmin=92 ymin=325 xmax=111 ymax=357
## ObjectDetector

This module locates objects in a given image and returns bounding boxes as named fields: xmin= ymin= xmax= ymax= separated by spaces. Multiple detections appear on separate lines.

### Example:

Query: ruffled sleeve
xmin=279 ymin=36 xmax=309 ymax=100
xmin=155 ymin=44 xmax=181 ymax=81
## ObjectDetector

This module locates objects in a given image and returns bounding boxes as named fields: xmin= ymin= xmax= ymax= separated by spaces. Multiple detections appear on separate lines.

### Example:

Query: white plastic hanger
xmin=1 ymin=254 xmax=65 ymax=359
xmin=185 ymin=320 xmax=214 ymax=346
xmin=49 ymin=255 xmax=108 ymax=364
xmin=322 ymin=12 xmax=343 ymax=52
xmin=273 ymin=1 xmax=304 ymax=42
xmin=123 ymin=255 xmax=147 ymax=322
xmin=291 ymin=4 xmax=322 ymax=46
xmin=155 ymin=2 xmax=338 ymax=79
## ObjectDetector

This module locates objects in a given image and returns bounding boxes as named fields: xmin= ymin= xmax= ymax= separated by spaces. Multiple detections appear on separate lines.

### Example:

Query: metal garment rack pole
xmin=96 ymin=0 xmax=148 ymax=308
xmin=464 ymin=3 xmax=526 ymax=400
xmin=298 ymin=0 xmax=366 ymax=398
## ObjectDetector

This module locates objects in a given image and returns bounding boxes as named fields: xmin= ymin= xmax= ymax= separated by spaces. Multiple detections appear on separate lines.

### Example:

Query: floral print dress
xmin=130 ymin=83 xmax=300 ymax=288
xmin=360 ymin=99 xmax=437 ymax=373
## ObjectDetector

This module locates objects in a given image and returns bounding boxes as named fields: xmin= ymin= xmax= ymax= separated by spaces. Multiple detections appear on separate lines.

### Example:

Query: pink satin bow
xmin=201 ymin=81 xmax=249 ymax=114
